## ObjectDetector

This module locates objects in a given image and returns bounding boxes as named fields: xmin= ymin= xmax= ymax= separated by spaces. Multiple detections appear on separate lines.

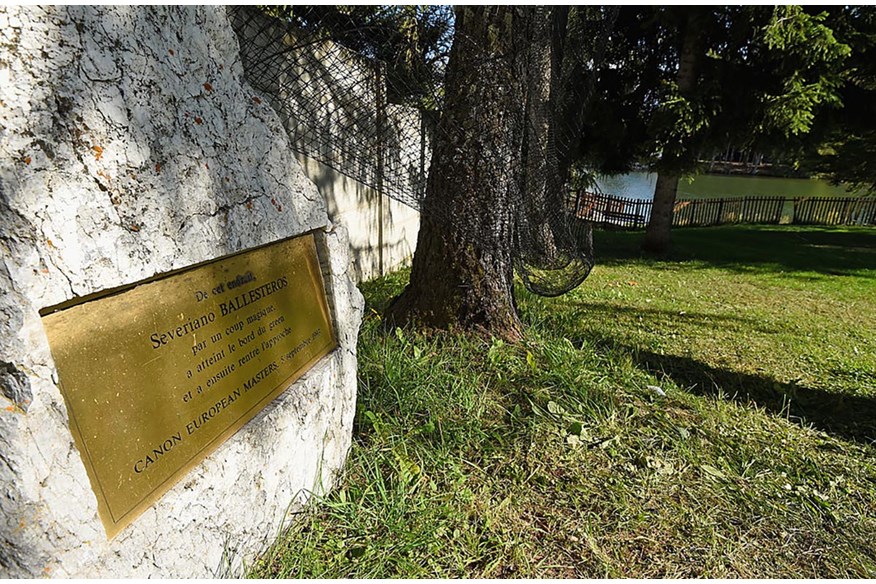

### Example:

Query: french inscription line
xmin=132 ymin=269 xmax=325 ymax=478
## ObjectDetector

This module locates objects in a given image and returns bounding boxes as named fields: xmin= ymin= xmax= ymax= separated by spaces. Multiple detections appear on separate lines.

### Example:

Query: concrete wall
xmin=297 ymin=155 xmax=419 ymax=282
xmin=0 ymin=5 xmax=361 ymax=577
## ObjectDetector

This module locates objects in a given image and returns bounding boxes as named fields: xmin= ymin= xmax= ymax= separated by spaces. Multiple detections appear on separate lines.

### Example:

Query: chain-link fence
xmin=230 ymin=7 xmax=617 ymax=297
xmin=230 ymin=6 xmax=431 ymax=211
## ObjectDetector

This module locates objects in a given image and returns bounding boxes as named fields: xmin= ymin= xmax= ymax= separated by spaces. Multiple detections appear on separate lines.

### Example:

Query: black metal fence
xmin=674 ymin=196 xmax=786 ymax=226
xmin=572 ymin=192 xmax=876 ymax=229
xmin=570 ymin=192 xmax=650 ymax=229
xmin=793 ymin=197 xmax=876 ymax=225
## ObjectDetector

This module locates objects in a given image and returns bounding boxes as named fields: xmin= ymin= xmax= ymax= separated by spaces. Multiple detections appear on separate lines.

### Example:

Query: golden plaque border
xmin=41 ymin=231 xmax=338 ymax=538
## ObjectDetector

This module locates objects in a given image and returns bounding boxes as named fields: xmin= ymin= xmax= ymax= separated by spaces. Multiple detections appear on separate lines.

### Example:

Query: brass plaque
xmin=41 ymin=233 xmax=336 ymax=539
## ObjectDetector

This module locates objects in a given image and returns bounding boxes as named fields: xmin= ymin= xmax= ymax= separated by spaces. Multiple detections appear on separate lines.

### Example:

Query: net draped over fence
xmin=229 ymin=6 xmax=619 ymax=298
xmin=230 ymin=7 xmax=431 ymax=210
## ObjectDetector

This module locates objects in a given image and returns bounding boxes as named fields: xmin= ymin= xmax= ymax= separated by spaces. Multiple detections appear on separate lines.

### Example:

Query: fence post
xmin=375 ymin=62 xmax=386 ymax=277
xmin=841 ymin=198 xmax=851 ymax=225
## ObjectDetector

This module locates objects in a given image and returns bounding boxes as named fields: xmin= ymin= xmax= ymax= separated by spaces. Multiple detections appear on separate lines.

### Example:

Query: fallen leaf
xmin=194 ymin=116 xmax=203 ymax=125
xmin=203 ymin=82 xmax=213 ymax=92
xmin=701 ymin=464 xmax=727 ymax=480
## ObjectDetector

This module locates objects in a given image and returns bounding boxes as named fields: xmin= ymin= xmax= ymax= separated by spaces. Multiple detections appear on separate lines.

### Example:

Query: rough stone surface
xmin=0 ymin=6 xmax=362 ymax=577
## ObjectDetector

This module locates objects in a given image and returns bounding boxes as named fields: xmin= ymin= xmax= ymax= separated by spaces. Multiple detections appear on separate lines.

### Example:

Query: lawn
xmin=251 ymin=225 xmax=876 ymax=578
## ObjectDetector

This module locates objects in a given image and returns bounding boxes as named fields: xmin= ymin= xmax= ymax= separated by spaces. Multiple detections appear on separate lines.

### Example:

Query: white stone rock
xmin=0 ymin=5 xmax=361 ymax=577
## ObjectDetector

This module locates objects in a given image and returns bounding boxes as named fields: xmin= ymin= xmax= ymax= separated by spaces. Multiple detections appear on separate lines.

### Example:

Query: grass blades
xmin=251 ymin=225 xmax=876 ymax=578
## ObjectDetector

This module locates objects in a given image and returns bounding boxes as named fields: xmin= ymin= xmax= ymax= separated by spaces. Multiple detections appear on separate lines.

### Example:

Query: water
xmin=595 ymin=171 xmax=864 ymax=201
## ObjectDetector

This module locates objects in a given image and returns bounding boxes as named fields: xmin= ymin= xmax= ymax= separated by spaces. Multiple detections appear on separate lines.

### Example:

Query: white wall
xmin=296 ymin=155 xmax=419 ymax=282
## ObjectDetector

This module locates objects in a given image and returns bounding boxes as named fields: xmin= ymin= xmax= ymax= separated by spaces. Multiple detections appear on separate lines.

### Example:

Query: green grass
xmin=251 ymin=225 xmax=876 ymax=578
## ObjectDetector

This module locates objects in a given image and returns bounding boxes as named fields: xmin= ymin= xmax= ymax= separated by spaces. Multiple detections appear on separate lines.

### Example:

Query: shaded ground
xmin=596 ymin=224 xmax=876 ymax=277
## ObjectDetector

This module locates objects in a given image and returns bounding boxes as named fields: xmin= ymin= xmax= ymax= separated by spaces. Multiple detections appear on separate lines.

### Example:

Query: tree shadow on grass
xmin=631 ymin=347 xmax=876 ymax=446
xmin=561 ymin=299 xmax=782 ymax=335
xmin=593 ymin=226 xmax=876 ymax=277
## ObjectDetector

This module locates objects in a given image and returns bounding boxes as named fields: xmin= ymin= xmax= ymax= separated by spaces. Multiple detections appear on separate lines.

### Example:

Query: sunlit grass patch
xmin=251 ymin=225 xmax=876 ymax=578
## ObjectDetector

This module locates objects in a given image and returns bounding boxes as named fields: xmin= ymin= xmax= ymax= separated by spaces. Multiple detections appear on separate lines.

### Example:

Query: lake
xmin=595 ymin=172 xmax=864 ymax=201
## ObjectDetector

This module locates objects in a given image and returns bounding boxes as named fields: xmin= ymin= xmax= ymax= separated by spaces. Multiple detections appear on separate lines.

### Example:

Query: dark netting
xmin=512 ymin=7 xmax=617 ymax=296
xmin=229 ymin=6 xmax=616 ymax=297
xmin=229 ymin=6 xmax=434 ymax=209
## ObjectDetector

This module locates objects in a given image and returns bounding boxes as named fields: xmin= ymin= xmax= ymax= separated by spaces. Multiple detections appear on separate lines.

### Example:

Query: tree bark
xmin=642 ymin=173 xmax=680 ymax=253
xmin=642 ymin=9 xmax=703 ymax=254
xmin=383 ymin=7 xmax=530 ymax=341
xmin=519 ymin=8 xmax=562 ymax=266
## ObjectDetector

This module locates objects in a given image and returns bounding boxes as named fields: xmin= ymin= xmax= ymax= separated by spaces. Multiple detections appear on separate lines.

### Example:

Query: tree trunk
xmin=383 ymin=7 xmax=529 ymax=341
xmin=642 ymin=8 xmax=703 ymax=254
xmin=642 ymin=173 xmax=680 ymax=253
xmin=519 ymin=7 xmax=562 ymax=265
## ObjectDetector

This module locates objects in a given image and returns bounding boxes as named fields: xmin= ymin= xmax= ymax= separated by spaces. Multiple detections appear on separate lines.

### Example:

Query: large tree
xmin=383 ymin=6 xmax=610 ymax=338
xmin=641 ymin=8 xmax=708 ymax=254
xmin=383 ymin=6 xmax=532 ymax=341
